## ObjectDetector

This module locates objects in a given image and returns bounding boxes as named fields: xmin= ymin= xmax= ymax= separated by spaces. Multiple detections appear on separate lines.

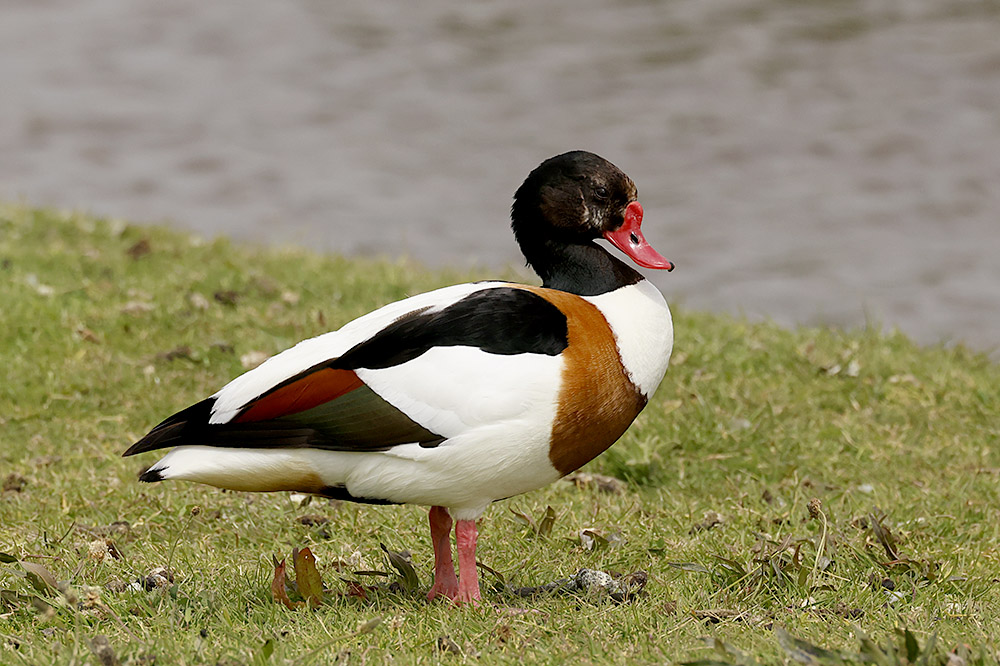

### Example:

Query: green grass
xmin=2 ymin=204 xmax=999 ymax=665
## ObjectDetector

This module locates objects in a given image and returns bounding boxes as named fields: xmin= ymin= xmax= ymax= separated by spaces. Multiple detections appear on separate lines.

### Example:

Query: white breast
xmin=584 ymin=280 xmax=673 ymax=397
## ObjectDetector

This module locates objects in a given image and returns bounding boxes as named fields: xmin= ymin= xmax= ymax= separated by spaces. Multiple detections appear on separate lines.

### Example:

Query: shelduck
xmin=124 ymin=151 xmax=675 ymax=605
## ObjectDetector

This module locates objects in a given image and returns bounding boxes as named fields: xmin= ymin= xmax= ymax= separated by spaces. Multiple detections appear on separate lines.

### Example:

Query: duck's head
xmin=511 ymin=151 xmax=674 ymax=284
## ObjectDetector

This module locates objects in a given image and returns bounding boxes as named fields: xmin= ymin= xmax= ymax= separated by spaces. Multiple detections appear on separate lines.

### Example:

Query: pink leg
xmin=426 ymin=506 xmax=459 ymax=601
xmin=455 ymin=519 xmax=481 ymax=605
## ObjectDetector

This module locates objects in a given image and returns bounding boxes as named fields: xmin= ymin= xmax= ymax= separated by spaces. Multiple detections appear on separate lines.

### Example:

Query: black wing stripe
xmin=334 ymin=287 xmax=568 ymax=370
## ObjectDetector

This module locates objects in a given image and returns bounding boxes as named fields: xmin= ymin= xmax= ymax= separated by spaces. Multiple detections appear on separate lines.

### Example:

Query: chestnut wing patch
xmin=123 ymin=374 xmax=444 ymax=456
xmin=124 ymin=287 xmax=569 ymax=457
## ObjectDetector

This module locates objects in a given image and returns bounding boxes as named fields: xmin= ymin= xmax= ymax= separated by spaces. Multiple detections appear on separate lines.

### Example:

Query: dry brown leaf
xmin=125 ymin=239 xmax=151 ymax=260
xmin=213 ymin=290 xmax=240 ymax=306
xmin=293 ymin=547 xmax=324 ymax=608
xmin=565 ymin=472 xmax=626 ymax=494
xmin=270 ymin=557 xmax=303 ymax=610
xmin=76 ymin=326 xmax=101 ymax=344
xmin=296 ymin=514 xmax=329 ymax=527
xmin=2 ymin=473 xmax=27 ymax=493
xmin=436 ymin=635 xmax=461 ymax=654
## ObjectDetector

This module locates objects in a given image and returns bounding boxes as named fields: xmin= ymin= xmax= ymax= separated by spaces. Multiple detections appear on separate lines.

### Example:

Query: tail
xmin=123 ymin=398 xmax=217 ymax=457
xmin=124 ymin=396 xmax=318 ymax=480
xmin=138 ymin=467 xmax=165 ymax=483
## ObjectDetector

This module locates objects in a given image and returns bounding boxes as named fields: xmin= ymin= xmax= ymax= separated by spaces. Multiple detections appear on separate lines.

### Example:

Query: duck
xmin=124 ymin=150 xmax=675 ymax=605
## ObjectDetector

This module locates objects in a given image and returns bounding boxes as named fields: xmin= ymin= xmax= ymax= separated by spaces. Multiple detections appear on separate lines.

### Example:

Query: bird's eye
xmin=594 ymin=186 xmax=609 ymax=200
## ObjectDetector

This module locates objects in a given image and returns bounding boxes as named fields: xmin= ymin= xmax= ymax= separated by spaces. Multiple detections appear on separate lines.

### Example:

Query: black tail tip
xmin=138 ymin=467 xmax=164 ymax=483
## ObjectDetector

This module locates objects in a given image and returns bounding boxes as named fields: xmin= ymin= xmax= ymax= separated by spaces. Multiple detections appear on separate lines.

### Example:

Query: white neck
xmin=584 ymin=280 xmax=673 ymax=397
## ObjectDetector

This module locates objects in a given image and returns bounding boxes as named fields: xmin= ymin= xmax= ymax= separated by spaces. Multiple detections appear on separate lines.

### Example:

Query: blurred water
xmin=2 ymin=0 xmax=998 ymax=354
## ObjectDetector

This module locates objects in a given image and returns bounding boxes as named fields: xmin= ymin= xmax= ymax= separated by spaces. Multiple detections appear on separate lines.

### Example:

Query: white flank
xmin=584 ymin=280 xmax=673 ymax=397
xmin=357 ymin=346 xmax=562 ymax=438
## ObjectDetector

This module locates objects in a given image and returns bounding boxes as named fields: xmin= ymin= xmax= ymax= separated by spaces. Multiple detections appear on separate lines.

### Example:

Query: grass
xmin=1 ymin=203 xmax=999 ymax=665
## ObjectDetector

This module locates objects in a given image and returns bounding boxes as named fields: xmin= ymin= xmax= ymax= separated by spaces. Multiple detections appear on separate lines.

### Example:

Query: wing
xmin=124 ymin=284 xmax=569 ymax=457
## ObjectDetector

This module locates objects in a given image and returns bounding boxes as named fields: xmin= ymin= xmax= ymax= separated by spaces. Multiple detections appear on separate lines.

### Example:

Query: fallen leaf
xmin=2 ymin=473 xmax=27 ymax=493
xmin=869 ymin=510 xmax=900 ymax=560
xmin=76 ymin=327 xmax=101 ymax=344
xmin=578 ymin=528 xmax=617 ymax=551
xmin=21 ymin=562 xmax=58 ymax=594
xmin=509 ymin=509 xmax=535 ymax=530
xmin=380 ymin=544 xmax=419 ymax=593
xmin=293 ymin=548 xmax=324 ymax=607
xmin=492 ymin=624 xmax=514 ymax=644
xmin=270 ymin=557 xmax=303 ymax=610
xmin=156 ymin=346 xmax=194 ymax=362
xmin=125 ymin=239 xmax=151 ymax=260
xmin=537 ymin=506 xmax=556 ymax=538
xmin=475 ymin=560 xmax=506 ymax=587
xmin=345 ymin=580 xmax=368 ymax=599
xmin=564 ymin=472 xmax=625 ymax=494
xmin=436 ymin=635 xmax=462 ymax=655
xmin=255 ymin=638 xmax=275 ymax=663
xmin=213 ymin=290 xmax=240 ymax=306
xmin=296 ymin=514 xmax=329 ymax=527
